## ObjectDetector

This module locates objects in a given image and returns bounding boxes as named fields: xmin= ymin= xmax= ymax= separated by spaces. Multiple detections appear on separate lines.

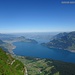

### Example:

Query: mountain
xmin=0 ymin=36 xmax=38 ymax=54
xmin=0 ymin=33 xmax=14 ymax=40
xmin=4 ymin=36 xmax=38 ymax=43
xmin=42 ymin=31 xmax=75 ymax=51
xmin=0 ymin=39 xmax=9 ymax=52
xmin=0 ymin=39 xmax=13 ymax=53
xmin=0 ymin=48 xmax=24 ymax=75
xmin=0 ymin=40 xmax=4 ymax=44
xmin=51 ymin=32 xmax=67 ymax=40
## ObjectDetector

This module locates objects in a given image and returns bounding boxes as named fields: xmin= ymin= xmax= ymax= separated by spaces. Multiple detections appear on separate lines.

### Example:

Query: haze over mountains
xmin=1 ymin=31 xmax=75 ymax=52
xmin=42 ymin=31 xmax=75 ymax=51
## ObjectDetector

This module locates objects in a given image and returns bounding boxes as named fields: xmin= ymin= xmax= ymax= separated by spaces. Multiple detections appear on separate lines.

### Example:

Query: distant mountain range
xmin=42 ymin=31 xmax=75 ymax=51
xmin=51 ymin=32 xmax=67 ymax=40
xmin=4 ymin=36 xmax=38 ymax=43
xmin=0 ymin=40 xmax=4 ymax=44
xmin=0 ymin=36 xmax=38 ymax=54
xmin=0 ymin=40 xmax=9 ymax=52
xmin=0 ymin=33 xmax=14 ymax=40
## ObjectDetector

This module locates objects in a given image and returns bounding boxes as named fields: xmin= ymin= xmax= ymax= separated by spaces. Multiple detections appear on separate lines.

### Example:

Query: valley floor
xmin=14 ymin=55 xmax=75 ymax=75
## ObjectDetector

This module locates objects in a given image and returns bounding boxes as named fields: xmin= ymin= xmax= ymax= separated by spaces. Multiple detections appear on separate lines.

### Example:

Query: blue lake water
xmin=13 ymin=42 xmax=75 ymax=63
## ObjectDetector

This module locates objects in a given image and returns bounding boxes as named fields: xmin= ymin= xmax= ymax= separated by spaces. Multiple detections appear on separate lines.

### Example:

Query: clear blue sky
xmin=0 ymin=0 xmax=75 ymax=33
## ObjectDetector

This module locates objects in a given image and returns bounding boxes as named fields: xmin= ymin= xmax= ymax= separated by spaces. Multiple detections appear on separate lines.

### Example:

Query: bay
xmin=13 ymin=42 xmax=75 ymax=63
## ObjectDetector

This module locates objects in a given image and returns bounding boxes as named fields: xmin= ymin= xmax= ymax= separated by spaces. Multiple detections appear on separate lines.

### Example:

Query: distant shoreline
xmin=48 ymin=47 xmax=75 ymax=53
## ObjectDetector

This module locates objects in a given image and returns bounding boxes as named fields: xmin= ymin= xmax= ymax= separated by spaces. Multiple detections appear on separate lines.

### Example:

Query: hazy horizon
xmin=0 ymin=31 xmax=73 ymax=34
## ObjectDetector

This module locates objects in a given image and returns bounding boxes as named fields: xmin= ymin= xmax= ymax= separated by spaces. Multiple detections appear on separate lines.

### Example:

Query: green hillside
xmin=0 ymin=48 xmax=24 ymax=75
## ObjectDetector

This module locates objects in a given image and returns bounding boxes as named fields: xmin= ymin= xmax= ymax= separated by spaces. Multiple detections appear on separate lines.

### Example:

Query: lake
xmin=13 ymin=42 xmax=75 ymax=63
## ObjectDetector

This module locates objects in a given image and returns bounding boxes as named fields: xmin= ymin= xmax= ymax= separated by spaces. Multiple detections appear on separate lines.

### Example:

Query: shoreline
xmin=3 ymin=40 xmax=75 ymax=57
xmin=3 ymin=39 xmax=38 ymax=55
xmin=8 ymin=43 xmax=16 ymax=54
xmin=47 ymin=46 xmax=75 ymax=53
xmin=8 ymin=44 xmax=16 ymax=55
xmin=3 ymin=40 xmax=16 ymax=54
xmin=58 ymin=48 xmax=75 ymax=53
xmin=66 ymin=49 xmax=75 ymax=53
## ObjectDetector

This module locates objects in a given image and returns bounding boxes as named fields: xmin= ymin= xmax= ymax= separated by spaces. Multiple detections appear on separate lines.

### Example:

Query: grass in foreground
xmin=0 ymin=48 xmax=24 ymax=75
